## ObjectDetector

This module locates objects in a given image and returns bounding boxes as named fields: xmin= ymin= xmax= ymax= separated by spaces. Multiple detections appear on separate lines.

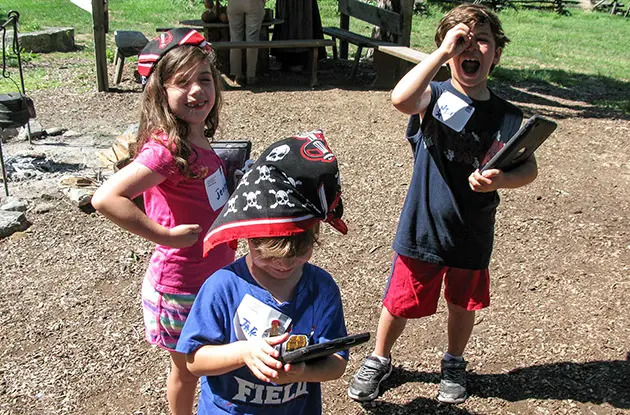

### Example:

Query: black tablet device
xmin=481 ymin=115 xmax=557 ymax=172
xmin=210 ymin=140 xmax=252 ymax=194
xmin=278 ymin=332 xmax=371 ymax=365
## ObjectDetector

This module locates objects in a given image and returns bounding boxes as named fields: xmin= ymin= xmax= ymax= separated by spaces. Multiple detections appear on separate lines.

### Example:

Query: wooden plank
xmin=208 ymin=39 xmax=334 ymax=49
xmin=377 ymin=45 xmax=430 ymax=63
xmin=338 ymin=0 xmax=402 ymax=35
xmin=323 ymin=27 xmax=396 ymax=47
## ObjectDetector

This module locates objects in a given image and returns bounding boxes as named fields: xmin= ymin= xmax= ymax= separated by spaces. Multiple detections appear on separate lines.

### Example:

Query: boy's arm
xmin=186 ymin=333 xmax=289 ymax=383
xmin=469 ymin=154 xmax=538 ymax=192
xmin=271 ymin=353 xmax=348 ymax=385
xmin=91 ymin=161 xmax=202 ymax=248
xmin=391 ymin=23 xmax=473 ymax=116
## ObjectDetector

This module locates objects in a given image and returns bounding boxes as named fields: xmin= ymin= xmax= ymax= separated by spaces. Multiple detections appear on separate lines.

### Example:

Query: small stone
xmin=62 ymin=130 xmax=82 ymax=138
xmin=0 ymin=196 xmax=28 ymax=212
xmin=46 ymin=127 xmax=67 ymax=136
xmin=0 ymin=210 xmax=31 ymax=238
xmin=32 ymin=203 xmax=55 ymax=214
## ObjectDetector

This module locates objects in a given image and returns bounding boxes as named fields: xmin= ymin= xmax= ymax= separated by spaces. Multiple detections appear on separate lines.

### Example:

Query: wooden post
xmin=91 ymin=0 xmax=109 ymax=91
xmin=399 ymin=0 xmax=413 ymax=47
xmin=70 ymin=0 xmax=108 ymax=91
xmin=340 ymin=13 xmax=349 ymax=59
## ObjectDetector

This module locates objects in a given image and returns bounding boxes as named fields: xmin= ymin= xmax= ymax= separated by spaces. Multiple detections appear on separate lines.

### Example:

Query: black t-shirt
xmin=392 ymin=80 xmax=523 ymax=269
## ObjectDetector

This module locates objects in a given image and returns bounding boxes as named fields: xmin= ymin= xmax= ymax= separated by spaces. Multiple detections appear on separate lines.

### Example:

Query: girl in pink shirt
xmin=92 ymin=29 xmax=235 ymax=415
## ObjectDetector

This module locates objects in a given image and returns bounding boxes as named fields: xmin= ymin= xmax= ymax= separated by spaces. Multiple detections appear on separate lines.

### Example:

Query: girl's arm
xmin=91 ymin=161 xmax=201 ymax=248
xmin=186 ymin=333 xmax=289 ymax=383
xmin=391 ymin=23 xmax=472 ymax=116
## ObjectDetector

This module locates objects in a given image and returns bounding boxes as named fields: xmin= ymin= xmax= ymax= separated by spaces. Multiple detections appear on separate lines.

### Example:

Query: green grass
xmin=2 ymin=0 xmax=630 ymax=113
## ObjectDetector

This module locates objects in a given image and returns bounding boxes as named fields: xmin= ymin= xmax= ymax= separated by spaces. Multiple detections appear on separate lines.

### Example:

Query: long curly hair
xmin=134 ymin=45 xmax=223 ymax=179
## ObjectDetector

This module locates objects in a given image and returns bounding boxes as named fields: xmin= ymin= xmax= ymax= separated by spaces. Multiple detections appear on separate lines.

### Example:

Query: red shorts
xmin=382 ymin=254 xmax=490 ymax=318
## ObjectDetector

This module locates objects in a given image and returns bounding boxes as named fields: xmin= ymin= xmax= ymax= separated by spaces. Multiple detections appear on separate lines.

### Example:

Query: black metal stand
xmin=1 ymin=10 xmax=31 ymax=197
xmin=0 ymin=132 xmax=8 ymax=196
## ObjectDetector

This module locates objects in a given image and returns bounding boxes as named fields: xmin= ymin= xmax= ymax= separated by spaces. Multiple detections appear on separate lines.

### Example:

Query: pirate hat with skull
xmin=203 ymin=130 xmax=347 ymax=256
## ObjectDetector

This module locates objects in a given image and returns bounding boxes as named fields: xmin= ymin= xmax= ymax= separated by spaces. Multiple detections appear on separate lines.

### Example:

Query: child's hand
xmin=243 ymin=332 xmax=289 ymax=383
xmin=166 ymin=224 xmax=202 ymax=248
xmin=272 ymin=361 xmax=307 ymax=385
xmin=439 ymin=23 xmax=472 ymax=59
xmin=468 ymin=168 xmax=503 ymax=192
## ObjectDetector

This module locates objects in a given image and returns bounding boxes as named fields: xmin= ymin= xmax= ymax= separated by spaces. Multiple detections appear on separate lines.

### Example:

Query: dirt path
xmin=1 ymin=58 xmax=629 ymax=414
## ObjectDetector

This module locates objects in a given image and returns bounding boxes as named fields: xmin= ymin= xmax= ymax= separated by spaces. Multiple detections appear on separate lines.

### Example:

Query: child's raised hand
xmin=468 ymin=168 xmax=504 ymax=192
xmin=439 ymin=23 xmax=472 ymax=59
xmin=242 ymin=332 xmax=289 ymax=383
xmin=166 ymin=224 xmax=202 ymax=248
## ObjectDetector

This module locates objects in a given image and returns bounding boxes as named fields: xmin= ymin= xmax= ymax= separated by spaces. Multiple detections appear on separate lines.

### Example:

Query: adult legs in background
xmin=227 ymin=1 xmax=246 ymax=82
xmin=244 ymin=2 xmax=265 ymax=82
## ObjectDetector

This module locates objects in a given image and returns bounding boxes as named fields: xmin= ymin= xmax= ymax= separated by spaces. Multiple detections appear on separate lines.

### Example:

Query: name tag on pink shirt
xmin=204 ymin=168 xmax=229 ymax=211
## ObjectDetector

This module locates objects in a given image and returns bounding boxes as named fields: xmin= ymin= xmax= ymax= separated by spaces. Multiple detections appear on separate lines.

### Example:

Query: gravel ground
xmin=0 ymin=53 xmax=629 ymax=415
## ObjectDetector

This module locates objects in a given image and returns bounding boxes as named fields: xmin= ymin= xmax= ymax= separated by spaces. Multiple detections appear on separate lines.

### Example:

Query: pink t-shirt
xmin=134 ymin=136 xmax=235 ymax=294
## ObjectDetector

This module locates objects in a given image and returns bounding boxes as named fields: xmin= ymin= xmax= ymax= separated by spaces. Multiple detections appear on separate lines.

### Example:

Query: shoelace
xmin=356 ymin=360 xmax=386 ymax=381
xmin=443 ymin=364 xmax=466 ymax=383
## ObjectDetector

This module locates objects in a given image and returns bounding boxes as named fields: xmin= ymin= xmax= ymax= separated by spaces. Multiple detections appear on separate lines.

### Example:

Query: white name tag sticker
xmin=204 ymin=168 xmax=229 ymax=211
xmin=432 ymin=90 xmax=475 ymax=132
xmin=233 ymin=294 xmax=292 ymax=341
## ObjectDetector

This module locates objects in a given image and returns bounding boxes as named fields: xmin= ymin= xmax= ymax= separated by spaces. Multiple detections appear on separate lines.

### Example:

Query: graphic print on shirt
xmin=231 ymin=294 xmax=310 ymax=406
xmin=204 ymin=167 xmax=229 ymax=211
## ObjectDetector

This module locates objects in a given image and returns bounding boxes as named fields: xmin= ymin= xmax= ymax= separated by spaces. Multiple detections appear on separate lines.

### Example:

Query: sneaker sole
xmin=437 ymin=392 xmax=468 ymax=404
xmin=347 ymin=364 xmax=393 ymax=402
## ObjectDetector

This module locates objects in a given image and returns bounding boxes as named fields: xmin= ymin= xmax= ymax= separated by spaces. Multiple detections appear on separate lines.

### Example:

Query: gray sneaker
xmin=347 ymin=356 xmax=393 ymax=401
xmin=437 ymin=358 xmax=468 ymax=404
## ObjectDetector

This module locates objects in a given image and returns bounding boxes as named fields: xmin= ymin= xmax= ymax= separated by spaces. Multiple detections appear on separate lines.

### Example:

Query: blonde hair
xmin=250 ymin=224 xmax=320 ymax=259
xmin=134 ymin=45 xmax=223 ymax=179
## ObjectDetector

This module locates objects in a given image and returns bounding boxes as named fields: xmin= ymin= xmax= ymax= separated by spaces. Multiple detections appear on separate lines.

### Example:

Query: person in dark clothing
xmin=272 ymin=0 xmax=326 ymax=68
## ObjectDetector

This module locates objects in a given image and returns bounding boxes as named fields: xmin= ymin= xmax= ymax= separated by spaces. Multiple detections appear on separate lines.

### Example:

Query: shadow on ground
xmin=363 ymin=359 xmax=630 ymax=413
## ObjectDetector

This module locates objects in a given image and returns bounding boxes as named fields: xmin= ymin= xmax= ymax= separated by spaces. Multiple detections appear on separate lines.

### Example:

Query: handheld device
xmin=278 ymin=332 xmax=371 ymax=365
xmin=210 ymin=140 xmax=252 ymax=194
xmin=481 ymin=115 xmax=557 ymax=172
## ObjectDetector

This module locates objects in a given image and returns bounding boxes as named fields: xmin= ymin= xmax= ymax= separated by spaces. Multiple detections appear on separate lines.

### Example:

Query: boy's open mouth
xmin=461 ymin=59 xmax=480 ymax=75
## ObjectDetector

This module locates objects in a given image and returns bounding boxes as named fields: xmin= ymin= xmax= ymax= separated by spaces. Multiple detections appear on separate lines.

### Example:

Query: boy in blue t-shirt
xmin=177 ymin=131 xmax=349 ymax=414
xmin=348 ymin=4 xmax=538 ymax=405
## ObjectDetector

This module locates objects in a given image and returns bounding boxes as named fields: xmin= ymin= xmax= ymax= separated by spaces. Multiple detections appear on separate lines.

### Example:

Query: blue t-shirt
xmin=176 ymin=256 xmax=348 ymax=415
xmin=392 ymin=80 xmax=523 ymax=269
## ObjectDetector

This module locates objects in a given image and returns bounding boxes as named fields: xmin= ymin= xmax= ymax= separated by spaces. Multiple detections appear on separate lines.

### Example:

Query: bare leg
xmin=373 ymin=306 xmax=408 ymax=358
xmin=446 ymin=302 xmax=475 ymax=357
xmin=167 ymin=351 xmax=198 ymax=415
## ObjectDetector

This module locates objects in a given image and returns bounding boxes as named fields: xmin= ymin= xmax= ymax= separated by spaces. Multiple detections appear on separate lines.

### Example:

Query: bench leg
xmin=332 ymin=37 xmax=338 ymax=60
xmin=114 ymin=50 xmax=125 ymax=84
xmin=351 ymin=45 xmax=363 ymax=80
xmin=310 ymin=48 xmax=319 ymax=87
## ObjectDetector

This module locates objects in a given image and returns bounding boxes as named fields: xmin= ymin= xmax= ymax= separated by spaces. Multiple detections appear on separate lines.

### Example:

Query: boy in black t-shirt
xmin=348 ymin=4 xmax=538 ymax=404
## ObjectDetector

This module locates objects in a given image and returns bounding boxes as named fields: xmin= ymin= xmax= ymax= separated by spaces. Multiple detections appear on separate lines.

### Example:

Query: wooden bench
xmin=373 ymin=45 xmax=450 ymax=87
xmin=113 ymin=30 xmax=148 ymax=84
xmin=323 ymin=0 xmax=414 ymax=80
xmin=208 ymin=39 xmax=335 ymax=86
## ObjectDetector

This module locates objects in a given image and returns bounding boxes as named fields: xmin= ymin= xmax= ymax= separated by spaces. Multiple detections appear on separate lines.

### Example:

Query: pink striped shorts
xmin=141 ymin=275 xmax=197 ymax=351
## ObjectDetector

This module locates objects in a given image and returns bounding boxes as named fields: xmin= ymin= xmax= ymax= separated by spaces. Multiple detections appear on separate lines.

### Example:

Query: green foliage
xmin=4 ymin=0 xmax=629 ymax=114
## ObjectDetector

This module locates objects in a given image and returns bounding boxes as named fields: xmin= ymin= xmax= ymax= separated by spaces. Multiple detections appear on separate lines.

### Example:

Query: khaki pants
xmin=227 ymin=0 xmax=265 ymax=79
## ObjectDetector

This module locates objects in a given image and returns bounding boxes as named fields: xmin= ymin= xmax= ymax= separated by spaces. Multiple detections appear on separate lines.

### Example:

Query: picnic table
xmin=179 ymin=18 xmax=284 ymax=75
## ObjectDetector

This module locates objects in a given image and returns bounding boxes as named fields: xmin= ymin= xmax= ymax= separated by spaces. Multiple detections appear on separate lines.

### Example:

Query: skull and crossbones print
xmin=242 ymin=191 xmax=262 ymax=211
xmin=269 ymin=189 xmax=295 ymax=209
